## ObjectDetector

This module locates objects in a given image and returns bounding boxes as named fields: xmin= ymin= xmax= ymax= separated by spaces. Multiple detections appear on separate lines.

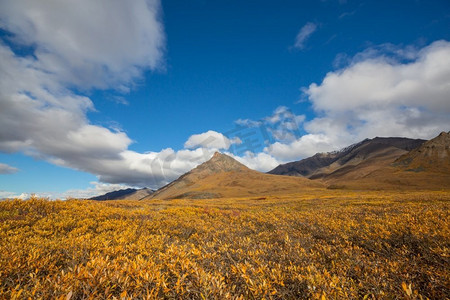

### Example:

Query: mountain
xmin=268 ymin=137 xmax=426 ymax=179
xmin=325 ymin=132 xmax=450 ymax=189
xmin=394 ymin=131 xmax=450 ymax=172
xmin=267 ymin=139 xmax=368 ymax=177
xmin=90 ymin=188 xmax=154 ymax=201
xmin=146 ymin=152 xmax=323 ymax=200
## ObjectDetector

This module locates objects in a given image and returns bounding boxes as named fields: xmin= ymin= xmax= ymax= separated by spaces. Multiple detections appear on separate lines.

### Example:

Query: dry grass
xmin=0 ymin=190 xmax=449 ymax=299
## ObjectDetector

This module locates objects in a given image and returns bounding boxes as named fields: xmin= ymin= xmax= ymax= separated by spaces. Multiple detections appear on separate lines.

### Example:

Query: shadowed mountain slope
xmin=146 ymin=152 xmax=324 ymax=200
xmin=90 ymin=188 xmax=154 ymax=201
xmin=269 ymin=137 xmax=426 ymax=180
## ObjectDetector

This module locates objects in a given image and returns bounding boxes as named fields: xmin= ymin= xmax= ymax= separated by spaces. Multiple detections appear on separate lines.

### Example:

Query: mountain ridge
xmin=268 ymin=136 xmax=426 ymax=178
xmin=323 ymin=132 xmax=450 ymax=189
xmin=97 ymin=133 xmax=449 ymax=199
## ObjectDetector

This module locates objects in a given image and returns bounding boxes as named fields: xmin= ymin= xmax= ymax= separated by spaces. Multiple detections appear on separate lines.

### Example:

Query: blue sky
xmin=0 ymin=0 xmax=449 ymax=198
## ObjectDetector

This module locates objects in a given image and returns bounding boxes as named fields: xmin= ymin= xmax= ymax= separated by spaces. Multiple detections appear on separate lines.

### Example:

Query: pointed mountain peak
xmin=418 ymin=131 xmax=450 ymax=148
xmin=195 ymin=152 xmax=248 ymax=174
xmin=212 ymin=151 xmax=222 ymax=157
xmin=435 ymin=131 xmax=450 ymax=141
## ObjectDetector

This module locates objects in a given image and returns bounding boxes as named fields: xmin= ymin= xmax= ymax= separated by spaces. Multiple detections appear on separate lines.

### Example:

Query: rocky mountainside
xmin=268 ymin=137 xmax=426 ymax=179
xmin=394 ymin=131 xmax=450 ymax=172
xmin=146 ymin=152 xmax=323 ymax=200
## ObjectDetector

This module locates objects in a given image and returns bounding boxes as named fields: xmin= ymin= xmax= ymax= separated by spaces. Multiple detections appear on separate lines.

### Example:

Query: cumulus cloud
xmin=0 ymin=1 xmax=175 ymax=188
xmin=0 ymin=0 xmax=165 ymax=89
xmin=265 ymin=134 xmax=335 ymax=161
xmin=293 ymin=22 xmax=317 ymax=49
xmin=305 ymin=40 xmax=450 ymax=138
xmin=184 ymin=130 xmax=241 ymax=150
xmin=0 ymin=163 xmax=19 ymax=174
xmin=88 ymin=148 xmax=218 ymax=188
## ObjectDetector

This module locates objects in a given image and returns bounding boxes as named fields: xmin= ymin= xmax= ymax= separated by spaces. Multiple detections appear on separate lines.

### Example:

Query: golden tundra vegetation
xmin=1 ymin=190 xmax=449 ymax=299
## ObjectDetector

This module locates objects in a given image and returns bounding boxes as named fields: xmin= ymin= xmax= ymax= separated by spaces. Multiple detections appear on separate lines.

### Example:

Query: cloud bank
xmin=0 ymin=0 xmax=176 ymax=188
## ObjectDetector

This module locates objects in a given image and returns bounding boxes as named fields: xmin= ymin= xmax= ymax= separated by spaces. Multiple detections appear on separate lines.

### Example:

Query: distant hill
xmin=268 ymin=137 xmax=426 ymax=180
xmin=90 ymin=188 xmax=154 ymax=201
xmin=145 ymin=152 xmax=323 ymax=200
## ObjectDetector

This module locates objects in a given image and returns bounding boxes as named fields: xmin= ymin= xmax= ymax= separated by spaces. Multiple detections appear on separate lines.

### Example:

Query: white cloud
xmin=0 ymin=0 xmax=165 ymax=89
xmin=184 ymin=130 xmax=241 ymax=150
xmin=228 ymin=151 xmax=281 ymax=172
xmin=233 ymin=106 xmax=306 ymax=148
xmin=0 ymin=190 xmax=17 ymax=199
xmin=15 ymin=193 xmax=30 ymax=200
xmin=0 ymin=163 xmax=19 ymax=174
xmin=263 ymin=106 xmax=305 ymax=142
xmin=339 ymin=10 xmax=356 ymax=19
xmin=92 ymin=148 xmax=217 ymax=188
xmin=265 ymin=134 xmax=335 ymax=161
xmin=235 ymin=119 xmax=262 ymax=127
xmin=0 ymin=191 xmax=45 ymax=200
xmin=304 ymin=40 xmax=450 ymax=139
xmin=293 ymin=22 xmax=317 ymax=49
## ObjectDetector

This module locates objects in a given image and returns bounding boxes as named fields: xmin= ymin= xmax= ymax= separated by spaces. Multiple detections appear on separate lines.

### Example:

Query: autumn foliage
xmin=0 ymin=190 xmax=449 ymax=299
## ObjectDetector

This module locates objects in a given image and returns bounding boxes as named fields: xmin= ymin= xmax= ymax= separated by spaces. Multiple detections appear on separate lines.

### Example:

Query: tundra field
xmin=0 ymin=190 xmax=449 ymax=299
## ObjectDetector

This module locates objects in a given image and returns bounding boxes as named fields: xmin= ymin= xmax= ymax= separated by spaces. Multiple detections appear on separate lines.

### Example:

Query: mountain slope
xmin=90 ymin=188 xmax=154 ymax=201
xmin=147 ymin=152 xmax=323 ymax=200
xmin=269 ymin=137 xmax=426 ymax=179
xmin=394 ymin=131 xmax=450 ymax=172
